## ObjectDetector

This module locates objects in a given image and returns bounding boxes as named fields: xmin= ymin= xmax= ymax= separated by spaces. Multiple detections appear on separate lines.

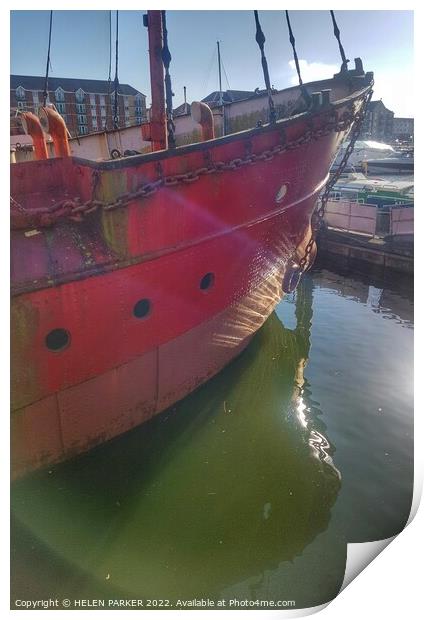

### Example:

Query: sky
xmin=10 ymin=10 xmax=414 ymax=117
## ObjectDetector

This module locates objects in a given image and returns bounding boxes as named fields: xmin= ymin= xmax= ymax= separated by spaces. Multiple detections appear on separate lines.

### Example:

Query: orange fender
xmin=39 ymin=106 xmax=71 ymax=158
xmin=20 ymin=112 xmax=48 ymax=160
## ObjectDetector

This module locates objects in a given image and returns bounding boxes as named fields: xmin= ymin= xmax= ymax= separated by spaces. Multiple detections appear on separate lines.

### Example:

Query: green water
xmin=11 ymin=262 xmax=413 ymax=610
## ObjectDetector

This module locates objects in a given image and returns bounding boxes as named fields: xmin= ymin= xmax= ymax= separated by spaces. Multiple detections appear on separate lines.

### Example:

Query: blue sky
xmin=10 ymin=10 xmax=414 ymax=116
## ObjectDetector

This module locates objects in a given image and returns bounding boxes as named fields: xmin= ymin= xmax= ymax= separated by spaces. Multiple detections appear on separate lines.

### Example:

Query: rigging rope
xmin=285 ymin=11 xmax=311 ymax=108
xmin=330 ymin=10 xmax=349 ymax=72
xmin=161 ymin=10 xmax=176 ymax=148
xmin=253 ymin=11 xmax=276 ymax=124
xmin=108 ymin=11 xmax=112 ymax=84
xmin=201 ymin=45 xmax=218 ymax=94
xmin=221 ymin=56 xmax=231 ymax=90
xmin=106 ymin=10 xmax=112 ymax=129
xmin=43 ymin=11 xmax=53 ymax=107
xmin=113 ymin=11 xmax=120 ymax=129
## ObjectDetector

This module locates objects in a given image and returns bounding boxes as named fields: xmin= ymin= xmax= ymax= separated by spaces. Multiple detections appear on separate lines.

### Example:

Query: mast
xmin=217 ymin=41 xmax=223 ymax=106
xmin=217 ymin=40 xmax=226 ymax=135
xmin=144 ymin=11 xmax=167 ymax=151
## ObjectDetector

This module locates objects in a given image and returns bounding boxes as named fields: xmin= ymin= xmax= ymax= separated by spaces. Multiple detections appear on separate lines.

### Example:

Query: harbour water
xmin=11 ymin=260 xmax=413 ymax=610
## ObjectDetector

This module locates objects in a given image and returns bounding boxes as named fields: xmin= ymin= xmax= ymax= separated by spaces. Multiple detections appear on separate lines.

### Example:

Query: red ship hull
xmin=11 ymin=73 xmax=373 ymax=477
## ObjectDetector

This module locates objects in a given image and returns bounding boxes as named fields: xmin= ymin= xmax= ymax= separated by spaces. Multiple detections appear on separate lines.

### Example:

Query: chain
xmin=11 ymin=98 xmax=369 ymax=232
xmin=297 ymin=89 xmax=373 ymax=273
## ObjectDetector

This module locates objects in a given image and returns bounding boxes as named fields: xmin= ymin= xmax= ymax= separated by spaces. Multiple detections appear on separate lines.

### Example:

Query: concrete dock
xmin=317 ymin=227 xmax=413 ymax=274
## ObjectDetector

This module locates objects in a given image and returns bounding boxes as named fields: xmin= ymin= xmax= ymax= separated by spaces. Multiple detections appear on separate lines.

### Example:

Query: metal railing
xmin=324 ymin=199 xmax=414 ymax=238
xmin=390 ymin=206 xmax=414 ymax=237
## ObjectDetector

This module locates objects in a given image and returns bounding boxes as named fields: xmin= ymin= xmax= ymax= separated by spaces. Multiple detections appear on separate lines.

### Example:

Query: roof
xmin=367 ymin=99 xmax=394 ymax=114
xmin=10 ymin=75 xmax=143 ymax=97
xmin=173 ymin=102 xmax=191 ymax=117
xmin=202 ymin=89 xmax=256 ymax=105
xmin=173 ymin=87 xmax=276 ymax=116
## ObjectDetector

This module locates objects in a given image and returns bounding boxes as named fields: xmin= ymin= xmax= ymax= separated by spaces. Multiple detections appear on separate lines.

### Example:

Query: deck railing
xmin=324 ymin=200 xmax=378 ymax=236
xmin=390 ymin=206 xmax=414 ymax=237
xmin=324 ymin=199 xmax=414 ymax=238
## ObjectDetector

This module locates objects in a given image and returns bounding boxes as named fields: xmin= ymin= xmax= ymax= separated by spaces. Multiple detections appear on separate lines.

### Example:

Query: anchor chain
xmin=11 ymin=93 xmax=371 ymax=232
xmin=296 ymin=88 xmax=373 ymax=274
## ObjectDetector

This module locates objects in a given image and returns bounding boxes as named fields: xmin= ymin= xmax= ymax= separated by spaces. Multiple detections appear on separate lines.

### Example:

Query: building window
xmin=76 ymin=103 xmax=86 ymax=114
xmin=75 ymin=88 xmax=85 ymax=103
xmin=77 ymin=114 xmax=87 ymax=125
xmin=135 ymin=94 xmax=145 ymax=115
xmin=56 ymin=102 xmax=66 ymax=114
xmin=55 ymin=87 xmax=65 ymax=102
xmin=91 ymin=104 xmax=96 ymax=113
xmin=100 ymin=95 xmax=105 ymax=106
xmin=32 ymin=91 xmax=39 ymax=105
xmin=89 ymin=93 xmax=96 ymax=105
xmin=16 ymin=86 xmax=25 ymax=100
xmin=17 ymin=101 xmax=25 ymax=110
xmin=78 ymin=125 xmax=87 ymax=135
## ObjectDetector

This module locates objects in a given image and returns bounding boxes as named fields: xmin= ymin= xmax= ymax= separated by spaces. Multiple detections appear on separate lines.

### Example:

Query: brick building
xmin=11 ymin=75 xmax=147 ymax=137
xmin=360 ymin=99 xmax=394 ymax=143
xmin=392 ymin=117 xmax=414 ymax=142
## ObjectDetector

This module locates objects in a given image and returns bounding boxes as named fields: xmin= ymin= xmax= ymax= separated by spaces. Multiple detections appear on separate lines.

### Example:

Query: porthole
xmin=275 ymin=183 xmax=288 ymax=204
xmin=133 ymin=298 xmax=151 ymax=319
xmin=200 ymin=272 xmax=215 ymax=291
xmin=45 ymin=328 xmax=70 ymax=352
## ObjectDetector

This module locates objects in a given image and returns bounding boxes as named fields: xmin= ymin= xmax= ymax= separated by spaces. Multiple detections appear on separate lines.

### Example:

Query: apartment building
xmin=360 ymin=99 xmax=394 ymax=143
xmin=392 ymin=117 xmax=414 ymax=141
xmin=11 ymin=75 xmax=147 ymax=137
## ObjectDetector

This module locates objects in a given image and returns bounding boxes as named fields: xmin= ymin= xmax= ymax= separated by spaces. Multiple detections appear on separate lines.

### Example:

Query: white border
xmin=3 ymin=2 xmax=420 ymax=618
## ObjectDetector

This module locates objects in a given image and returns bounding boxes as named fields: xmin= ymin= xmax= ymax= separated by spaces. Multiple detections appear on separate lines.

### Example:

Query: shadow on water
xmin=11 ymin=276 xmax=344 ymax=608
xmin=314 ymin=254 xmax=413 ymax=326
xmin=304 ymin=261 xmax=414 ymax=545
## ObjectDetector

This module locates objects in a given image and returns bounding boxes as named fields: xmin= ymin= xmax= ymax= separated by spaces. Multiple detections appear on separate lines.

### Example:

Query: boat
xmin=331 ymin=139 xmax=395 ymax=171
xmin=362 ymin=151 xmax=414 ymax=175
xmin=330 ymin=172 xmax=414 ymax=207
xmin=11 ymin=10 xmax=373 ymax=477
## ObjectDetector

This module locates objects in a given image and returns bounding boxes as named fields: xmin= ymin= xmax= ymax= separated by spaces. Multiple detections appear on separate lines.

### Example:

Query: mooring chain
xmin=318 ymin=89 xmax=373 ymax=219
xmin=11 ymin=106 xmax=362 ymax=231
xmin=296 ymin=89 xmax=373 ymax=274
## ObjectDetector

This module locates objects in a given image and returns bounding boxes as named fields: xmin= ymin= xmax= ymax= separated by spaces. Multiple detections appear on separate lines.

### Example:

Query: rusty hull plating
xmin=11 ymin=69 xmax=373 ymax=478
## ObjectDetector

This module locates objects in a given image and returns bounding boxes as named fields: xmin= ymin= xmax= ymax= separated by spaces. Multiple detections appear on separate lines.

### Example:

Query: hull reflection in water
xmin=11 ymin=277 xmax=341 ymax=607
